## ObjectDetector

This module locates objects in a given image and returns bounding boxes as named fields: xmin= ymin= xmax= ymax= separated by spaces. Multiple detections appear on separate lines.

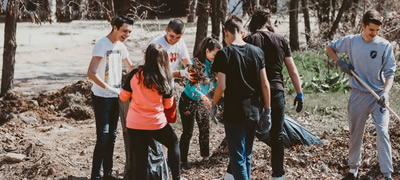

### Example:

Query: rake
xmin=350 ymin=70 xmax=400 ymax=121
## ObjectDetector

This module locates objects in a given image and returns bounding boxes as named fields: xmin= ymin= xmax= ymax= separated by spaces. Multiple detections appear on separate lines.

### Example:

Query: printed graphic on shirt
xmin=370 ymin=50 xmax=377 ymax=59
xmin=170 ymin=52 xmax=180 ymax=62
xmin=105 ymin=49 xmax=121 ymax=85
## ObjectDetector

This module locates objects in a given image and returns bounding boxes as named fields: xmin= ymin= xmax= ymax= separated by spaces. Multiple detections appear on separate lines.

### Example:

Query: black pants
xmin=270 ymin=90 xmax=286 ymax=177
xmin=128 ymin=124 xmax=181 ymax=180
xmin=179 ymin=92 xmax=210 ymax=162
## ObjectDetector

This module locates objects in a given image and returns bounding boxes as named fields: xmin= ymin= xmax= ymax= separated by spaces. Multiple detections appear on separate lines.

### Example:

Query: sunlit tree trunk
xmin=1 ymin=0 xmax=19 ymax=96
xmin=301 ymin=0 xmax=311 ymax=46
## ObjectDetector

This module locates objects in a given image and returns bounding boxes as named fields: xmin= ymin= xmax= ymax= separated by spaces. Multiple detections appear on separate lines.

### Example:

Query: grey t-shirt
xmin=329 ymin=34 xmax=396 ymax=92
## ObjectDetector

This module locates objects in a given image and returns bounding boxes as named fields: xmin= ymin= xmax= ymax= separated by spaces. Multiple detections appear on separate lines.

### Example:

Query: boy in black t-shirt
xmin=244 ymin=8 xmax=304 ymax=180
xmin=211 ymin=16 xmax=271 ymax=180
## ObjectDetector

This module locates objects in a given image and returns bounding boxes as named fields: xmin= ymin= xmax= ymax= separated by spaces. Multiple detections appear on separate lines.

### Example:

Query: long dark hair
xmin=248 ymin=8 xmax=275 ymax=33
xmin=194 ymin=37 xmax=222 ymax=64
xmin=138 ymin=44 xmax=173 ymax=95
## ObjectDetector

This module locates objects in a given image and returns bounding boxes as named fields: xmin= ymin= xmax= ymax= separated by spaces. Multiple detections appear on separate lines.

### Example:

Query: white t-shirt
xmin=91 ymin=36 xmax=129 ymax=98
xmin=150 ymin=34 xmax=190 ymax=70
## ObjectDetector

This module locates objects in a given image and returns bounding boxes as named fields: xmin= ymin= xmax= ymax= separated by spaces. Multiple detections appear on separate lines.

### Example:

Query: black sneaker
xmin=181 ymin=162 xmax=193 ymax=170
xmin=342 ymin=172 xmax=358 ymax=180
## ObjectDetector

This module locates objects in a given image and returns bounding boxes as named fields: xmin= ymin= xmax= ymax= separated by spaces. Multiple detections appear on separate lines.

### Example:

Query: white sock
xmin=349 ymin=168 xmax=358 ymax=177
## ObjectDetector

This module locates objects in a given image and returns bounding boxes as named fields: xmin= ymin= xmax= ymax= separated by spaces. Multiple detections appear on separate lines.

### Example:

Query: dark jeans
xmin=224 ymin=120 xmax=257 ymax=180
xmin=90 ymin=94 xmax=120 ymax=180
xmin=270 ymin=90 xmax=286 ymax=177
xmin=128 ymin=124 xmax=181 ymax=180
xmin=179 ymin=92 xmax=210 ymax=162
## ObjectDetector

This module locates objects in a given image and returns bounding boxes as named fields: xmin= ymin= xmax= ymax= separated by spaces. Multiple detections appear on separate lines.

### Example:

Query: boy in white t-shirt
xmin=150 ymin=19 xmax=194 ymax=79
xmin=87 ymin=16 xmax=134 ymax=180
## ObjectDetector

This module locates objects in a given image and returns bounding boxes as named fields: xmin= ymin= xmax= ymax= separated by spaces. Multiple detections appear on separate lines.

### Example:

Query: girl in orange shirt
xmin=120 ymin=44 xmax=181 ymax=180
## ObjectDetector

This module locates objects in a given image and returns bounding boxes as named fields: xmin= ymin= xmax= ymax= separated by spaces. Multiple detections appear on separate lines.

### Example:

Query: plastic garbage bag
xmin=148 ymin=140 xmax=169 ymax=180
xmin=256 ymin=115 xmax=322 ymax=147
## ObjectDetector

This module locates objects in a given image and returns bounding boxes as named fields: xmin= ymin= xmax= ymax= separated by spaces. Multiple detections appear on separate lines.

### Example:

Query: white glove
xmin=105 ymin=84 xmax=121 ymax=95
xmin=179 ymin=67 xmax=190 ymax=79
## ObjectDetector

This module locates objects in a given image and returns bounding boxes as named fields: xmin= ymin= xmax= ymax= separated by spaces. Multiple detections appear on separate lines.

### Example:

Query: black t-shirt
xmin=244 ymin=31 xmax=292 ymax=91
xmin=212 ymin=44 xmax=265 ymax=123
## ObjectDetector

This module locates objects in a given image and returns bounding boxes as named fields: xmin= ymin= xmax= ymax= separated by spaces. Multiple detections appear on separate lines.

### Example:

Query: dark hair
xmin=139 ymin=44 xmax=173 ymax=95
xmin=362 ymin=9 xmax=383 ymax=26
xmin=167 ymin=19 xmax=185 ymax=34
xmin=112 ymin=16 xmax=135 ymax=31
xmin=194 ymin=37 xmax=222 ymax=64
xmin=248 ymin=8 xmax=275 ymax=33
xmin=223 ymin=16 xmax=243 ymax=35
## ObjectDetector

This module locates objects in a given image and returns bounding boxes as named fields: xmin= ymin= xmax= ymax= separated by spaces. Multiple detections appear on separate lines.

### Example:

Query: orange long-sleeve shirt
xmin=120 ymin=71 xmax=174 ymax=130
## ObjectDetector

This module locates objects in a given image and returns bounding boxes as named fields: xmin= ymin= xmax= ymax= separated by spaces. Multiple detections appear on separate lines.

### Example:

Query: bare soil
xmin=0 ymin=19 xmax=399 ymax=180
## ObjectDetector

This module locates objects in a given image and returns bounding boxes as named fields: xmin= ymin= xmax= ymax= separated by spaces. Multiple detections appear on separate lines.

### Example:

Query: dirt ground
xmin=0 ymin=18 xmax=400 ymax=180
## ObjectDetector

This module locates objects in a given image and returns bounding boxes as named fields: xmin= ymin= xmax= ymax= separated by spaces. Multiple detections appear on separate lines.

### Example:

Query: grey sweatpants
xmin=347 ymin=89 xmax=393 ymax=174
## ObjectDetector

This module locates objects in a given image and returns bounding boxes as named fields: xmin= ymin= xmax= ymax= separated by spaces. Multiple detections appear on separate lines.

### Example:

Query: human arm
xmin=259 ymin=68 xmax=271 ymax=108
xmin=87 ymin=56 xmax=120 ymax=94
xmin=284 ymin=56 xmax=304 ymax=112
xmin=122 ymin=57 xmax=134 ymax=71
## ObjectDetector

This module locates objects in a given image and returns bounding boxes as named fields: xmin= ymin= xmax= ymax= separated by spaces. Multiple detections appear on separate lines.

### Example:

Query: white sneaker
xmin=272 ymin=176 xmax=285 ymax=180
xmin=223 ymin=172 xmax=235 ymax=180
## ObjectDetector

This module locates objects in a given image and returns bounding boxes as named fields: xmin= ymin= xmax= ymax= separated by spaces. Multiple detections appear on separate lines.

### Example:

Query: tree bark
xmin=301 ymin=0 xmax=311 ymax=46
xmin=193 ymin=0 xmax=209 ymax=56
xmin=289 ymin=0 xmax=299 ymax=50
xmin=188 ymin=0 xmax=197 ymax=22
xmin=48 ymin=0 xmax=57 ymax=22
xmin=1 ymin=0 xmax=19 ymax=96
xmin=220 ymin=0 xmax=228 ymax=47
xmin=210 ymin=0 xmax=220 ymax=39
xmin=327 ymin=0 xmax=352 ymax=39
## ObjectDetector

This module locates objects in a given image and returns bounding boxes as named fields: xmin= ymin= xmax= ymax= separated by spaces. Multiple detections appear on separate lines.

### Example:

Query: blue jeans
xmin=224 ymin=120 xmax=257 ymax=180
xmin=90 ymin=94 xmax=120 ymax=180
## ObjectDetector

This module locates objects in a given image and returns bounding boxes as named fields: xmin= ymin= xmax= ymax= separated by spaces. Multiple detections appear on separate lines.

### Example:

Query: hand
xmin=336 ymin=58 xmax=354 ymax=75
xmin=179 ymin=67 xmax=198 ymax=82
xmin=293 ymin=92 xmax=303 ymax=112
xmin=210 ymin=104 xmax=218 ymax=124
xmin=256 ymin=108 xmax=271 ymax=134
xmin=105 ymin=84 xmax=121 ymax=95
xmin=377 ymin=91 xmax=389 ymax=107
xmin=201 ymin=95 xmax=212 ymax=109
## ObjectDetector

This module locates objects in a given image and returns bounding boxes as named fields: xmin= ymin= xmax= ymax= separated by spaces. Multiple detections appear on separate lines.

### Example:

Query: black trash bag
xmin=148 ymin=140 xmax=169 ymax=180
xmin=256 ymin=115 xmax=322 ymax=147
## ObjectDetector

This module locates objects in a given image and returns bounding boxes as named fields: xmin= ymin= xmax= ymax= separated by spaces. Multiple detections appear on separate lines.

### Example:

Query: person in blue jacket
xmin=179 ymin=37 xmax=222 ymax=169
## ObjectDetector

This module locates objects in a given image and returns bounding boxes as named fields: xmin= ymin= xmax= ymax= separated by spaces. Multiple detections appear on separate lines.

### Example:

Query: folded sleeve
xmin=163 ymin=96 xmax=174 ymax=109
xmin=120 ymin=89 xmax=132 ymax=102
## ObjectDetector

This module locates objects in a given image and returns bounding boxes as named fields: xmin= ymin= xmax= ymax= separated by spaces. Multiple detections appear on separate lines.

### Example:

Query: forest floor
xmin=0 ymin=17 xmax=400 ymax=180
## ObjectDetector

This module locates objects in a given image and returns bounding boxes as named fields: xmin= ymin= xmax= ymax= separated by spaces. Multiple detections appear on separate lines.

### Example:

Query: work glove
xmin=105 ymin=84 xmax=121 ymax=95
xmin=256 ymin=108 xmax=271 ymax=135
xmin=336 ymin=58 xmax=354 ymax=75
xmin=179 ymin=67 xmax=198 ymax=82
xmin=210 ymin=104 xmax=218 ymax=124
xmin=293 ymin=92 xmax=304 ymax=112
xmin=377 ymin=91 xmax=389 ymax=107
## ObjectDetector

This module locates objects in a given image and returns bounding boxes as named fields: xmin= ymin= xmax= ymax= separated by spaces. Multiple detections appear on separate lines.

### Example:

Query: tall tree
xmin=220 ymin=0 xmax=228 ymax=46
xmin=188 ymin=0 xmax=197 ymax=22
xmin=301 ymin=0 xmax=311 ymax=46
xmin=1 ymin=0 xmax=19 ymax=96
xmin=327 ymin=0 xmax=352 ymax=39
xmin=289 ymin=0 xmax=299 ymax=50
xmin=210 ymin=0 xmax=220 ymax=39
xmin=193 ymin=0 xmax=209 ymax=56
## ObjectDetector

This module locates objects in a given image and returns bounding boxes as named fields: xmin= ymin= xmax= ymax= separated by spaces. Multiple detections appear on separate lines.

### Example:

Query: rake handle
xmin=350 ymin=70 xmax=400 ymax=121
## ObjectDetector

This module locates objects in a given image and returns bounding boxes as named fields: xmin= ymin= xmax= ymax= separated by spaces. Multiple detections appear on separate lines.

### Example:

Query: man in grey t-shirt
xmin=326 ymin=9 xmax=396 ymax=180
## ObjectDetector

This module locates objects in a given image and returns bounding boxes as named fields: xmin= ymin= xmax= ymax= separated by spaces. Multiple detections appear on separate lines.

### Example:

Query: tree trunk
xmin=289 ymin=0 xmax=299 ymax=50
xmin=210 ymin=0 xmax=220 ymax=39
xmin=301 ymin=0 xmax=311 ymax=46
xmin=193 ymin=0 xmax=209 ymax=56
xmin=327 ymin=0 xmax=352 ymax=39
xmin=106 ymin=0 xmax=115 ymax=19
xmin=188 ymin=0 xmax=197 ymax=22
xmin=1 ymin=0 xmax=19 ymax=96
xmin=48 ymin=0 xmax=57 ymax=22
xmin=220 ymin=0 xmax=228 ymax=47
